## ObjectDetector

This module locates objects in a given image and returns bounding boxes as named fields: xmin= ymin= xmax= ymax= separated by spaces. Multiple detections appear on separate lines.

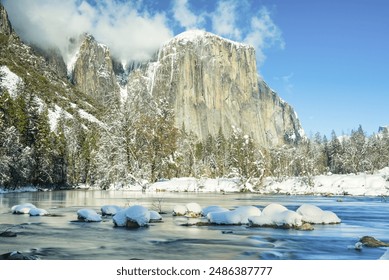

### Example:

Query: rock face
xmin=32 ymin=46 xmax=68 ymax=79
xmin=72 ymin=34 xmax=120 ymax=104
xmin=127 ymin=30 xmax=304 ymax=146
xmin=0 ymin=3 xmax=12 ymax=35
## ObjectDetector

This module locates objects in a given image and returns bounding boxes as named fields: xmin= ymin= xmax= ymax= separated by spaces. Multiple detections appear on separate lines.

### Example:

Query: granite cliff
xmin=125 ymin=30 xmax=304 ymax=146
xmin=71 ymin=34 xmax=120 ymax=105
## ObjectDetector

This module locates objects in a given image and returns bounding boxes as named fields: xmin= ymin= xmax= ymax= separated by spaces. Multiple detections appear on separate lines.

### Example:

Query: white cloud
xmin=2 ymin=0 xmax=173 ymax=64
xmin=172 ymin=0 xmax=205 ymax=30
xmin=211 ymin=0 xmax=241 ymax=40
xmin=2 ymin=0 xmax=284 ymax=68
xmin=244 ymin=7 xmax=285 ymax=66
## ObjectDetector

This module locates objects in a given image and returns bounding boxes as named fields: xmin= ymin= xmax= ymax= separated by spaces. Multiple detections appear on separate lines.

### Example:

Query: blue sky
xmin=3 ymin=0 xmax=388 ymax=137
xmin=257 ymin=0 xmax=389 ymax=137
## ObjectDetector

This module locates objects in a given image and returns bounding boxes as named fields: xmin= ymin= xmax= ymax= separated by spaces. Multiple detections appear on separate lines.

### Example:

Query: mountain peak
xmin=0 ymin=3 xmax=13 ymax=36
xmin=167 ymin=29 xmax=251 ymax=49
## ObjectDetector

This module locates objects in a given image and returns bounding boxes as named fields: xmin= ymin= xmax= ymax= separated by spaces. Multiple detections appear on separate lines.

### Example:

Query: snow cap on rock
xmin=29 ymin=208 xmax=49 ymax=216
xmin=207 ymin=206 xmax=261 ymax=225
xmin=125 ymin=205 xmax=150 ymax=227
xmin=101 ymin=205 xmax=122 ymax=216
xmin=296 ymin=204 xmax=341 ymax=224
xmin=11 ymin=203 xmax=37 ymax=214
xmin=77 ymin=209 xmax=102 ymax=222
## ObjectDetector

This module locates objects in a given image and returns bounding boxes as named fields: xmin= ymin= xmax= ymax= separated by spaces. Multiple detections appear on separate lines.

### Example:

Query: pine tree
xmin=51 ymin=113 xmax=68 ymax=185
xmin=13 ymin=88 xmax=29 ymax=145
xmin=328 ymin=130 xmax=344 ymax=174
xmin=33 ymin=107 xmax=53 ymax=185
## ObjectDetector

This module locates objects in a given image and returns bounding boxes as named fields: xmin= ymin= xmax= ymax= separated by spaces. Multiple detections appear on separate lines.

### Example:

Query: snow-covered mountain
xmin=64 ymin=29 xmax=304 ymax=146
xmin=123 ymin=30 xmax=304 ymax=146
xmin=0 ymin=4 xmax=102 ymax=129
xmin=2 ymin=0 xmax=304 ymax=147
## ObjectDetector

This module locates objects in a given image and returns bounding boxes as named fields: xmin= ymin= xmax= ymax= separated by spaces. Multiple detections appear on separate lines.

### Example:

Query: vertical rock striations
xmin=127 ymin=30 xmax=304 ymax=146
xmin=72 ymin=34 xmax=120 ymax=104
xmin=0 ymin=3 xmax=12 ymax=36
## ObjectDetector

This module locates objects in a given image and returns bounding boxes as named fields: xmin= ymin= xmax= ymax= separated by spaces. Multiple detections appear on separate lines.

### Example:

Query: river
xmin=1 ymin=190 xmax=388 ymax=260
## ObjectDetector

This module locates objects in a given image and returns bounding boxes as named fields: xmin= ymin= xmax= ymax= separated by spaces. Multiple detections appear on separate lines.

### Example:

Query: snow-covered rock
xmin=207 ymin=206 xmax=261 ymax=225
xmin=201 ymin=205 xmax=229 ymax=216
xmin=11 ymin=203 xmax=37 ymax=214
xmin=249 ymin=208 xmax=303 ymax=228
xmin=261 ymin=203 xmax=288 ymax=216
xmin=207 ymin=210 xmax=241 ymax=225
xmin=173 ymin=204 xmax=188 ymax=216
xmin=172 ymin=202 xmax=204 ymax=217
xmin=112 ymin=209 xmax=127 ymax=227
xmin=113 ymin=206 xmax=158 ymax=227
xmin=185 ymin=202 xmax=202 ymax=217
xmin=101 ymin=205 xmax=122 ymax=216
xmin=296 ymin=204 xmax=341 ymax=224
xmin=125 ymin=205 xmax=150 ymax=227
xmin=149 ymin=210 xmax=162 ymax=222
xmin=29 ymin=208 xmax=49 ymax=216
xmin=77 ymin=209 xmax=102 ymax=222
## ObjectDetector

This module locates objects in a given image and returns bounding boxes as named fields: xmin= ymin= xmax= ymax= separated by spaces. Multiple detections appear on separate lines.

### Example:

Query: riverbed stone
xmin=360 ymin=236 xmax=389 ymax=247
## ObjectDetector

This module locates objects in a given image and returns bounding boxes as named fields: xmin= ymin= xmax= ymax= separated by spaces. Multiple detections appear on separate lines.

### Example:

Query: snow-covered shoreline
xmin=1 ymin=168 xmax=389 ymax=197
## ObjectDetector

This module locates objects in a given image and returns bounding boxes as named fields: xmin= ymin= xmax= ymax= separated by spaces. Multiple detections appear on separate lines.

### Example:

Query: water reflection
xmin=1 ymin=190 xmax=388 ymax=260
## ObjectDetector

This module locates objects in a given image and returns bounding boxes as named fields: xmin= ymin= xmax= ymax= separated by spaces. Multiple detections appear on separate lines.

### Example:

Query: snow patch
xmin=47 ymin=105 xmax=73 ymax=131
xmin=119 ymin=83 xmax=128 ymax=103
xmin=148 ymin=177 xmax=243 ymax=193
xmin=0 ymin=66 xmax=23 ymax=97
xmin=260 ymin=168 xmax=389 ymax=197
xmin=78 ymin=109 xmax=103 ymax=126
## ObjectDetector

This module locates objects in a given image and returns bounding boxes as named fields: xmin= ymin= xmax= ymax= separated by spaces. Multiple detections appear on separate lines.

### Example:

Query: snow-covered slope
xmin=0 ymin=66 xmax=22 ymax=97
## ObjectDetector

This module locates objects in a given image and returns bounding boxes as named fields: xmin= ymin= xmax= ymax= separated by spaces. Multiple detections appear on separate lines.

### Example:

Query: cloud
xmin=2 ymin=0 xmax=284 ymax=68
xmin=172 ymin=0 xmax=205 ymax=30
xmin=172 ymin=1 xmax=284 ymax=67
xmin=2 ymin=0 xmax=173 ymax=64
xmin=211 ymin=0 xmax=241 ymax=40
xmin=244 ymin=7 xmax=285 ymax=66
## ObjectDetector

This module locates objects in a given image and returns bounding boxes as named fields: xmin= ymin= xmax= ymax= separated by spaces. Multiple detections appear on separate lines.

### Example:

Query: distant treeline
xmin=1 ymin=82 xmax=388 ymax=189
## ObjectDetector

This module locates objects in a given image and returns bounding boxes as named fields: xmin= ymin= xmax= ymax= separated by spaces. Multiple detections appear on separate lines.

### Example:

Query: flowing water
xmin=0 ymin=190 xmax=388 ymax=260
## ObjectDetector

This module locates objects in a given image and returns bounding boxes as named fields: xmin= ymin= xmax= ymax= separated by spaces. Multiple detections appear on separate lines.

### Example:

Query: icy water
xmin=0 ymin=190 xmax=388 ymax=260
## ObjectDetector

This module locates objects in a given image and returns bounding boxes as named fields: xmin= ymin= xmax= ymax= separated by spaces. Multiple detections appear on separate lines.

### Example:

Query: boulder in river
xmin=360 ymin=236 xmax=389 ymax=247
